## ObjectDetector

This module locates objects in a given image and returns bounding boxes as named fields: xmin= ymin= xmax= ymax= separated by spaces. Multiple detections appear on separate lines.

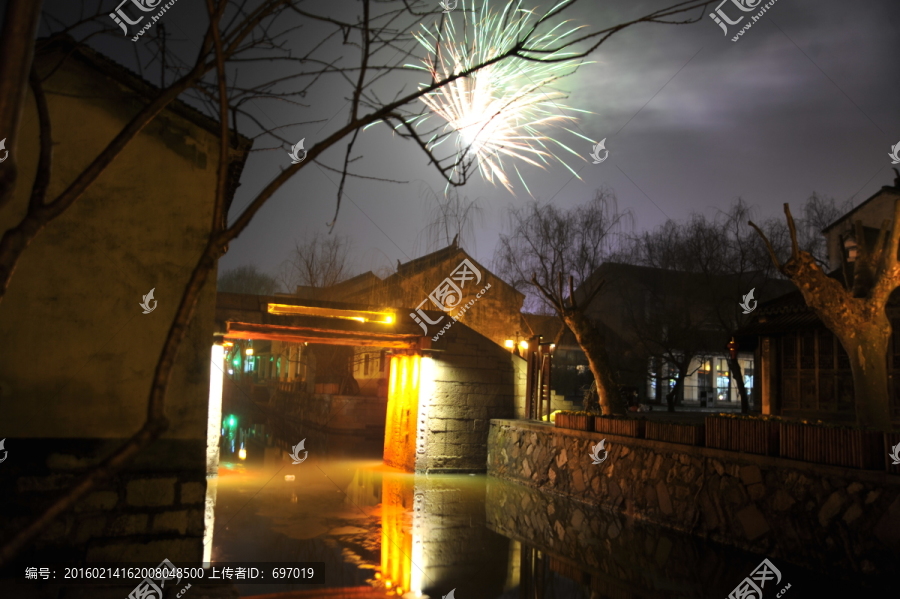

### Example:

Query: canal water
xmin=211 ymin=425 xmax=867 ymax=598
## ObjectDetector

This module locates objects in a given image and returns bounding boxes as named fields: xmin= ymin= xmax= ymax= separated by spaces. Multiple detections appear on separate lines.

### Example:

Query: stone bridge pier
xmin=384 ymin=316 xmax=526 ymax=473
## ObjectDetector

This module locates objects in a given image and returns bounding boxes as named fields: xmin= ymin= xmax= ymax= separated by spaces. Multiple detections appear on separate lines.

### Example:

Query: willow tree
xmin=750 ymin=199 xmax=900 ymax=430
xmin=495 ymin=189 xmax=631 ymax=415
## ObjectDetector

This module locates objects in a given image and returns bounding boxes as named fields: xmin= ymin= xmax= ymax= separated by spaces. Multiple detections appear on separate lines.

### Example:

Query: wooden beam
xmin=225 ymin=323 xmax=420 ymax=348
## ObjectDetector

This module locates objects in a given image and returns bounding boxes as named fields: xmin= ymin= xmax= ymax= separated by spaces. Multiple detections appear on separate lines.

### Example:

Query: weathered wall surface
xmin=487 ymin=420 xmax=900 ymax=583
xmin=0 ymin=45 xmax=232 ymax=563
xmin=2 ymin=439 xmax=208 ymax=564
xmin=394 ymin=249 xmax=525 ymax=348
xmin=413 ymin=322 xmax=524 ymax=473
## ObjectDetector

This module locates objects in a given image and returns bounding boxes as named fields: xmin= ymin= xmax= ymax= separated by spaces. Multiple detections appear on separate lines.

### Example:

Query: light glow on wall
xmin=383 ymin=355 xmax=422 ymax=471
xmin=207 ymin=344 xmax=225 ymax=475
xmin=204 ymin=343 xmax=225 ymax=566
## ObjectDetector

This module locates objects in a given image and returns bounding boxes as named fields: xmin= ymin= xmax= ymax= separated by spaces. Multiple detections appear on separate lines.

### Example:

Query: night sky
xmin=45 ymin=0 xmax=900 ymax=281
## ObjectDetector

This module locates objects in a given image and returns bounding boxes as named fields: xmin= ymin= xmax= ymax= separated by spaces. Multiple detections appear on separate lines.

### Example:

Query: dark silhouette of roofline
xmin=822 ymin=171 xmax=900 ymax=233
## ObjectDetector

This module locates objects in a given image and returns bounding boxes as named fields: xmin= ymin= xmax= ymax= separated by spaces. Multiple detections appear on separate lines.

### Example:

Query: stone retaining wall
xmin=487 ymin=419 xmax=900 ymax=582
xmin=0 ymin=439 xmax=208 ymax=565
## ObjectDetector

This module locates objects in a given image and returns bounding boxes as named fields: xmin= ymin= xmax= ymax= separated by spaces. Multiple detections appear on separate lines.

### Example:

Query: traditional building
xmin=335 ymin=241 xmax=528 ymax=348
xmin=280 ymin=242 xmax=529 ymax=397
xmin=0 ymin=38 xmax=250 ymax=564
xmin=562 ymin=262 xmax=793 ymax=408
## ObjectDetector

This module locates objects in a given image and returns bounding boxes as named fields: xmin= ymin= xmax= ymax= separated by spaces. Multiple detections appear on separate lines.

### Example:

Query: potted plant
xmin=554 ymin=410 xmax=594 ymax=431
xmin=705 ymin=413 xmax=780 ymax=456
xmin=594 ymin=414 xmax=645 ymax=438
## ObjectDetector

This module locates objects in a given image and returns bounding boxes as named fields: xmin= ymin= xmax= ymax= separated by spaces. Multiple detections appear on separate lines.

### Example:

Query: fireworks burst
xmin=409 ymin=0 xmax=592 ymax=192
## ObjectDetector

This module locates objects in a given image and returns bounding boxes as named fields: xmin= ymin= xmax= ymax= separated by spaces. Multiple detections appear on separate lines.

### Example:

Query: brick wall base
xmin=0 ymin=438 xmax=209 ymax=567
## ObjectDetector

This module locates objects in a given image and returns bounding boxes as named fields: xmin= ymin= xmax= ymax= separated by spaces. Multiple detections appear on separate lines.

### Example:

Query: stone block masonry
xmin=0 ymin=438 xmax=209 ymax=564
xmin=487 ymin=419 xmax=900 ymax=583
xmin=414 ymin=321 xmax=522 ymax=473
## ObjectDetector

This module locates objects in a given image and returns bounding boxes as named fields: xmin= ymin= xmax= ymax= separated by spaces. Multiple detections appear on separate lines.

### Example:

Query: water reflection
xmin=212 ymin=429 xmax=864 ymax=598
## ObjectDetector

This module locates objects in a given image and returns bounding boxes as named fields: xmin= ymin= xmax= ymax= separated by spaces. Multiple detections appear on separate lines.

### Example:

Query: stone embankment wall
xmin=487 ymin=419 xmax=900 ymax=582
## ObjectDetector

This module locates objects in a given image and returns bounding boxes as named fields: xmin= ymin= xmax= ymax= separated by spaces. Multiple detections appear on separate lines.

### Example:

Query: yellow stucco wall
xmin=0 ymin=49 xmax=225 ymax=440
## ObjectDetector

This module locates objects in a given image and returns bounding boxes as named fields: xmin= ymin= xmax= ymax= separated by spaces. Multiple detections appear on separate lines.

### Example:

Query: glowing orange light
xmin=266 ymin=303 xmax=395 ymax=324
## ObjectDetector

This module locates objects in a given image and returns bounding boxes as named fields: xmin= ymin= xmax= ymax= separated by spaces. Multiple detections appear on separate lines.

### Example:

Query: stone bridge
xmin=216 ymin=293 xmax=525 ymax=472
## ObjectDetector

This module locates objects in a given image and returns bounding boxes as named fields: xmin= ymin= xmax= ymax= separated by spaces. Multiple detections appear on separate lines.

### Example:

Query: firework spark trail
xmin=407 ymin=0 xmax=594 ymax=193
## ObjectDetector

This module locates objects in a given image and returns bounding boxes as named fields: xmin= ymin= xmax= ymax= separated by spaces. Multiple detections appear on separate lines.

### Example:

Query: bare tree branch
xmin=0 ymin=0 xmax=44 ymax=208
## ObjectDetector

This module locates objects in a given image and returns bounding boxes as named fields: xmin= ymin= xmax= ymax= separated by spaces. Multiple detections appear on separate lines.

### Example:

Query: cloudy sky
xmin=52 ymin=0 xmax=900 ymax=282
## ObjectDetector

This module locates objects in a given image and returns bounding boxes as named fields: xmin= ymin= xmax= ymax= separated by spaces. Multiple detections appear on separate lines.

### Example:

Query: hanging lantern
xmin=727 ymin=337 xmax=739 ymax=361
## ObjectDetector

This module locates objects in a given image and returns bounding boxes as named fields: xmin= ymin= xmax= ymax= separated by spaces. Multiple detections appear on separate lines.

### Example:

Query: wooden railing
xmin=553 ymin=413 xmax=897 ymax=472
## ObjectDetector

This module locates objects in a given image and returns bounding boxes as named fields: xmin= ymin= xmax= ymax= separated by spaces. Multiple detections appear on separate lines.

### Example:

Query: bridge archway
xmin=215 ymin=293 xmax=523 ymax=473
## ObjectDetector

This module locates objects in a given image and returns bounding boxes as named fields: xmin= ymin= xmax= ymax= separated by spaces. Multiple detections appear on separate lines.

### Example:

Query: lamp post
xmin=504 ymin=331 xmax=530 ymax=357
xmin=726 ymin=337 xmax=749 ymax=414
xmin=727 ymin=337 xmax=739 ymax=361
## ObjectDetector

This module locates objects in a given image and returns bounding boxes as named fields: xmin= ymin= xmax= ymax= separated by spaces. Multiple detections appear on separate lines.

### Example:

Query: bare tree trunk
xmin=728 ymin=357 xmax=749 ymax=413
xmin=666 ymin=365 xmax=687 ymax=413
xmin=563 ymin=311 xmax=625 ymax=415
xmin=750 ymin=201 xmax=900 ymax=431
xmin=837 ymin=321 xmax=891 ymax=428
